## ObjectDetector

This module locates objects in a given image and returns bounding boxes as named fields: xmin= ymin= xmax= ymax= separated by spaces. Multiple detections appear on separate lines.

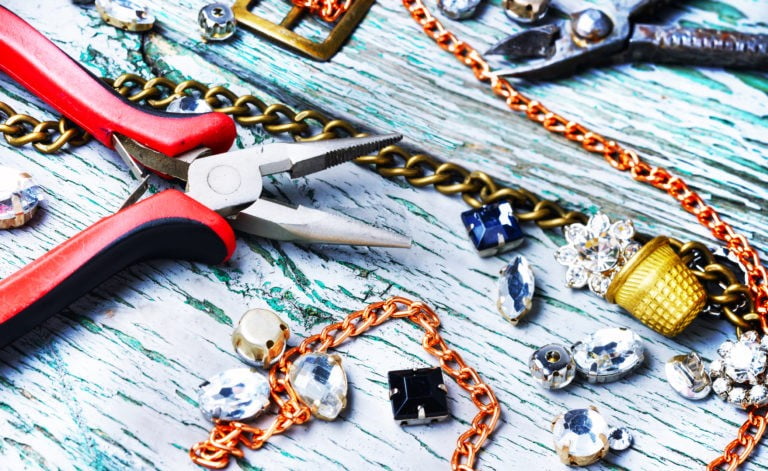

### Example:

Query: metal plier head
xmin=115 ymin=134 xmax=412 ymax=248
xmin=487 ymin=0 xmax=768 ymax=79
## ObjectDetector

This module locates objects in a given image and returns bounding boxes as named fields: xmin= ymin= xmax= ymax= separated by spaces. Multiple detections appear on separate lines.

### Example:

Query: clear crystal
xmin=554 ymin=245 xmax=579 ymax=266
xmin=718 ymin=340 xmax=734 ymax=358
xmin=712 ymin=377 xmax=731 ymax=398
xmin=749 ymin=385 xmax=768 ymax=406
xmin=288 ymin=353 xmax=347 ymax=421
xmin=437 ymin=0 xmax=481 ymax=19
xmin=565 ymin=265 xmax=588 ymax=288
xmin=587 ymin=212 xmax=611 ymax=237
xmin=572 ymin=327 xmax=644 ymax=383
xmin=95 ymin=0 xmax=155 ymax=30
xmin=167 ymin=96 xmax=213 ymax=114
xmin=197 ymin=368 xmax=271 ymax=422
xmin=497 ymin=255 xmax=535 ymax=325
xmin=741 ymin=330 xmax=759 ymax=343
xmin=665 ymin=352 xmax=711 ymax=400
xmin=565 ymin=223 xmax=587 ymax=245
xmin=729 ymin=387 xmax=747 ymax=405
xmin=0 ymin=166 xmax=42 ymax=228
xmin=552 ymin=408 xmax=609 ymax=466
xmin=607 ymin=427 xmax=633 ymax=451
xmin=723 ymin=340 xmax=766 ymax=384
xmin=587 ymin=273 xmax=611 ymax=297
xmin=622 ymin=241 xmax=641 ymax=260
xmin=709 ymin=358 xmax=724 ymax=377
xmin=610 ymin=220 xmax=635 ymax=240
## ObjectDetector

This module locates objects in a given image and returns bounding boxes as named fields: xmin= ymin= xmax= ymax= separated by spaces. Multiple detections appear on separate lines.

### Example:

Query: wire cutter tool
xmin=0 ymin=7 xmax=410 ymax=347
xmin=487 ymin=0 xmax=768 ymax=79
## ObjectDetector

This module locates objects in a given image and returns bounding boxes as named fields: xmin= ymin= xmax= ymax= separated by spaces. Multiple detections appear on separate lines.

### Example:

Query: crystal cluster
xmin=288 ymin=353 xmax=348 ymax=421
xmin=551 ymin=407 xmax=610 ymax=466
xmin=0 ymin=166 xmax=42 ymax=229
xmin=710 ymin=331 xmax=768 ymax=408
xmin=555 ymin=212 xmax=640 ymax=297
xmin=497 ymin=255 xmax=535 ymax=325
xmin=572 ymin=327 xmax=644 ymax=383
xmin=197 ymin=368 xmax=271 ymax=421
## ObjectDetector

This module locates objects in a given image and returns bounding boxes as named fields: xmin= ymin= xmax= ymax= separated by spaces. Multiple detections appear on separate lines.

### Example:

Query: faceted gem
xmin=197 ymin=368 xmax=271 ymax=422
xmin=709 ymin=358 xmax=724 ymax=377
xmin=199 ymin=3 xmax=237 ymax=42
xmin=723 ymin=337 xmax=766 ymax=384
xmin=749 ymin=385 xmax=768 ymax=406
xmin=232 ymin=308 xmax=290 ymax=368
xmin=497 ymin=255 xmax=535 ymax=325
xmin=460 ymin=201 xmax=525 ymax=257
xmin=622 ymin=241 xmax=641 ymax=260
xmin=95 ymin=0 xmax=155 ymax=32
xmin=529 ymin=344 xmax=576 ymax=390
xmin=665 ymin=352 xmax=711 ymax=400
xmin=0 ymin=166 xmax=41 ymax=229
xmin=572 ymin=327 xmax=644 ymax=383
xmin=288 ymin=353 xmax=347 ymax=421
xmin=607 ymin=427 xmax=633 ymax=451
xmin=565 ymin=265 xmax=588 ymax=288
xmin=503 ymin=0 xmax=550 ymax=24
xmin=587 ymin=273 xmax=611 ymax=297
xmin=554 ymin=245 xmax=578 ymax=265
xmin=565 ymin=223 xmax=587 ymax=245
xmin=551 ymin=407 xmax=610 ymax=466
xmin=712 ymin=377 xmax=731 ymax=399
xmin=729 ymin=387 xmax=747 ymax=405
xmin=437 ymin=0 xmax=481 ymax=20
xmin=388 ymin=367 xmax=449 ymax=425
xmin=610 ymin=220 xmax=635 ymax=240
xmin=167 ymin=96 xmax=213 ymax=114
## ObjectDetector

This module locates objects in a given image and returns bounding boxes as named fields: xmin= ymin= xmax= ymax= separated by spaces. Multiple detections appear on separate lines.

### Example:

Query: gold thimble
xmin=606 ymin=236 xmax=706 ymax=337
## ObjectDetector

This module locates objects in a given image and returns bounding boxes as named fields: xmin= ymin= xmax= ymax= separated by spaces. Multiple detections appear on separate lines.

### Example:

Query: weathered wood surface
xmin=0 ymin=0 xmax=766 ymax=469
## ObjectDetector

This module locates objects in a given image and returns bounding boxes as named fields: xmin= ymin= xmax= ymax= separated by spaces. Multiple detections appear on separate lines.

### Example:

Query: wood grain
xmin=0 ymin=0 xmax=766 ymax=470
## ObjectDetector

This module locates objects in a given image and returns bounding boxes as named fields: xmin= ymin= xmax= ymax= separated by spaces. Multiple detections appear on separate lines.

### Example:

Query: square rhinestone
xmin=388 ymin=367 xmax=449 ymax=425
xmin=460 ymin=201 xmax=524 ymax=257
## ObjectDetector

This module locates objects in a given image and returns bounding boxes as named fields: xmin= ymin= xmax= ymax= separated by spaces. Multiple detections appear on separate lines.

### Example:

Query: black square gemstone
xmin=388 ymin=367 xmax=449 ymax=425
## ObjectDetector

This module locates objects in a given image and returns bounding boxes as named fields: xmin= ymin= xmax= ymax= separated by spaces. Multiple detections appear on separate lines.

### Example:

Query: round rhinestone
xmin=166 ymin=96 xmax=213 ymax=114
xmin=709 ymin=358 xmax=724 ymax=377
xmin=572 ymin=327 xmax=644 ymax=383
xmin=0 ymin=166 xmax=42 ymax=229
xmin=528 ymin=344 xmax=576 ymax=390
xmin=437 ymin=0 xmax=481 ymax=19
xmin=587 ymin=213 xmax=611 ymax=237
xmin=232 ymin=308 xmax=290 ymax=368
xmin=587 ymin=273 xmax=611 ymax=297
xmin=565 ymin=223 xmax=587 ymax=245
xmin=554 ymin=245 xmax=579 ymax=266
xmin=565 ymin=265 xmax=589 ymax=288
xmin=199 ymin=3 xmax=237 ymax=42
xmin=724 ymin=341 xmax=766 ymax=384
xmin=610 ymin=220 xmax=635 ymax=240
xmin=712 ymin=377 xmax=731 ymax=399
xmin=728 ymin=386 xmax=747 ymax=405
xmin=749 ymin=385 xmax=768 ymax=406
xmin=741 ymin=330 xmax=759 ymax=343
xmin=717 ymin=340 xmax=734 ymax=358
xmin=551 ymin=407 xmax=609 ymax=466
xmin=622 ymin=241 xmax=641 ymax=260
xmin=607 ymin=427 xmax=633 ymax=451
xmin=197 ymin=368 xmax=271 ymax=422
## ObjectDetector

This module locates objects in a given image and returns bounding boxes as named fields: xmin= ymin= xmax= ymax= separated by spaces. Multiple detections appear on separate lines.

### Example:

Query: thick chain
xmin=0 ymin=74 xmax=759 ymax=332
xmin=401 ymin=0 xmax=768 ymax=334
xmin=292 ymin=0 xmax=352 ymax=22
xmin=400 ymin=0 xmax=768 ymax=467
xmin=190 ymin=297 xmax=500 ymax=470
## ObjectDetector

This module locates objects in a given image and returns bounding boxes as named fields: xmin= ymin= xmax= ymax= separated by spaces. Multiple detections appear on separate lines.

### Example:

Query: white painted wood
xmin=0 ymin=1 xmax=766 ymax=470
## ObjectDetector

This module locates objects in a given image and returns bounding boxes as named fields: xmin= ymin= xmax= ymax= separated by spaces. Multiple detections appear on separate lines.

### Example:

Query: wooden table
xmin=0 ymin=0 xmax=766 ymax=469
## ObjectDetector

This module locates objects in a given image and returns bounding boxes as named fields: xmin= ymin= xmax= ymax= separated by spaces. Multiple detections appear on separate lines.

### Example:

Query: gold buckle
xmin=233 ymin=0 xmax=375 ymax=61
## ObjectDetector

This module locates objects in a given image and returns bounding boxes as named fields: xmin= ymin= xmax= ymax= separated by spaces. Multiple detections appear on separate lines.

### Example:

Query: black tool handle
xmin=628 ymin=24 xmax=768 ymax=69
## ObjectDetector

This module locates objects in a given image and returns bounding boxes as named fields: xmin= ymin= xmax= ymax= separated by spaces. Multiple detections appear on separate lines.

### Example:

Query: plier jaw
xmin=115 ymin=133 xmax=411 ymax=248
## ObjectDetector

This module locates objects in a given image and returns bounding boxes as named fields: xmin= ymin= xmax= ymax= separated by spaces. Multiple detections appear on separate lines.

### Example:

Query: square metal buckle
xmin=233 ymin=0 xmax=375 ymax=61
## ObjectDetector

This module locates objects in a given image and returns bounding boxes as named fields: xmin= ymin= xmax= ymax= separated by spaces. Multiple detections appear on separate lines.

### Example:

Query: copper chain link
xmin=292 ymin=0 xmax=353 ymax=22
xmin=400 ymin=0 xmax=768 ymax=467
xmin=190 ymin=297 xmax=500 ymax=470
xmin=0 ymin=72 xmax=762 ymax=467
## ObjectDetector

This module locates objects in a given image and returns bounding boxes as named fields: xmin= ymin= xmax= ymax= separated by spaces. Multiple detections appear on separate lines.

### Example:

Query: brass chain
xmin=0 ymin=73 xmax=759 ymax=332
xmin=190 ymin=297 xmax=500 ymax=470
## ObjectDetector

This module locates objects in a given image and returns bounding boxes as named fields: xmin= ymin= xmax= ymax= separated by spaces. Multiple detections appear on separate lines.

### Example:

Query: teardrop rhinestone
xmin=288 ymin=353 xmax=348 ymax=421
xmin=497 ymin=255 xmax=535 ymax=325
xmin=197 ymin=368 xmax=271 ymax=422
xmin=572 ymin=327 xmax=644 ymax=383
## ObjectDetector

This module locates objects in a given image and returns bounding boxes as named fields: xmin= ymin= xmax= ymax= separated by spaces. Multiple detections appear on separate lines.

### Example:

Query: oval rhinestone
xmin=288 ymin=353 xmax=348 ymax=421
xmin=551 ymin=407 xmax=609 ymax=466
xmin=572 ymin=327 xmax=644 ymax=383
xmin=497 ymin=255 xmax=535 ymax=325
xmin=197 ymin=368 xmax=271 ymax=422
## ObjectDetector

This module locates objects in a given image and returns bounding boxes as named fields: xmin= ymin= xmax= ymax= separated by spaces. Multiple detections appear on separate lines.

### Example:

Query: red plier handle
xmin=0 ymin=191 xmax=236 ymax=347
xmin=0 ymin=6 xmax=236 ymax=156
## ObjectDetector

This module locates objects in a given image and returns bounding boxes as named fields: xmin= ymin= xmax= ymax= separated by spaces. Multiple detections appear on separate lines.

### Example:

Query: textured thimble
xmin=606 ymin=236 xmax=707 ymax=337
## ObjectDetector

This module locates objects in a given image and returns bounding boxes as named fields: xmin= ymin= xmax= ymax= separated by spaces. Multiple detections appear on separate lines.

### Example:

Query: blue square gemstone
xmin=461 ymin=201 xmax=525 ymax=257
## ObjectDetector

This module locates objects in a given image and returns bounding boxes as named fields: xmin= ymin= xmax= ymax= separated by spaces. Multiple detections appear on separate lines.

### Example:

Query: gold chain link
xmin=0 ymin=73 xmax=759 ymax=333
xmin=190 ymin=297 xmax=500 ymax=470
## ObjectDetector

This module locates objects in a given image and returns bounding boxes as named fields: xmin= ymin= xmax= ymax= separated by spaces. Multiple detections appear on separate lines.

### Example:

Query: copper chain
xmin=1 ymin=73 xmax=763 ymax=467
xmin=292 ymin=0 xmax=352 ymax=22
xmin=190 ymin=297 xmax=500 ymax=470
xmin=400 ymin=0 xmax=768 ymax=467
xmin=707 ymin=407 xmax=768 ymax=471
xmin=0 ymin=74 xmax=759 ymax=332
